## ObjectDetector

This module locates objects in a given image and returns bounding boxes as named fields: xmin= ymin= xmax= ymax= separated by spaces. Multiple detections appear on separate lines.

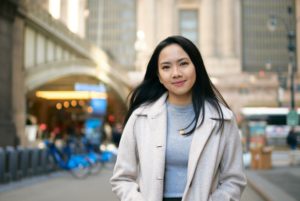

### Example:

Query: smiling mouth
xmin=172 ymin=80 xmax=186 ymax=87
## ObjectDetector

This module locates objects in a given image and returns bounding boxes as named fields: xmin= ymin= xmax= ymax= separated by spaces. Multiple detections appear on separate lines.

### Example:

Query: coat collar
xmin=134 ymin=93 xmax=233 ymax=121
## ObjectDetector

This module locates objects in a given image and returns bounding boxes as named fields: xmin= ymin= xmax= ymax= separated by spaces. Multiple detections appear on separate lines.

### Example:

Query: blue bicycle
xmin=64 ymin=138 xmax=103 ymax=175
xmin=81 ymin=137 xmax=117 ymax=170
xmin=44 ymin=140 xmax=91 ymax=179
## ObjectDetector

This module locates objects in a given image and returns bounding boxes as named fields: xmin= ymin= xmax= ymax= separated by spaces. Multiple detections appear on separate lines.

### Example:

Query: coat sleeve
xmin=209 ymin=117 xmax=247 ymax=201
xmin=110 ymin=114 xmax=146 ymax=201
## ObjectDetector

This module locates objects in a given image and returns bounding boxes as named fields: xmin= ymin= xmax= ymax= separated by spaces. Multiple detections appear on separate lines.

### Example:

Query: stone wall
xmin=0 ymin=0 xmax=22 ymax=147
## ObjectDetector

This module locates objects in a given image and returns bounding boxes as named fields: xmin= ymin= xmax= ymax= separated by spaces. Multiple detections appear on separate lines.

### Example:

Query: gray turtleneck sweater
xmin=163 ymin=102 xmax=195 ymax=198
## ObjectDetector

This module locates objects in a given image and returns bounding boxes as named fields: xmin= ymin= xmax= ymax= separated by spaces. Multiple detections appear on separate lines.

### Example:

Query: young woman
xmin=110 ymin=36 xmax=246 ymax=201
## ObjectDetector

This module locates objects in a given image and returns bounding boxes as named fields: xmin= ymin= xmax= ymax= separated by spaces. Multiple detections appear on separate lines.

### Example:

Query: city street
xmin=0 ymin=169 xmax=265 ymax=201
xmin=0 ymin=1 xmax=299 ymax=201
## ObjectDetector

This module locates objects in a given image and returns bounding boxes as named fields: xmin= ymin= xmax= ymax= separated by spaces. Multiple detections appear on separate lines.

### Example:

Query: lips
xmin=172 ymin=80 xmax=186 ymax=87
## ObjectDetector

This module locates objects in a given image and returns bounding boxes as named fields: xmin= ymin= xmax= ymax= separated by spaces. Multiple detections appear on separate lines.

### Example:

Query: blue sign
xmin=85 ymin=118 xmax=102 ymax=128
xmin=287 ymin=109 xmax=299 ymax=126
xmin=90 ymin=98 xmax=107 ymax=115
xmin=75 ymin=83 xmax=106 ymax=93
xmin=85 ymin=118 xmax=102 ymax=145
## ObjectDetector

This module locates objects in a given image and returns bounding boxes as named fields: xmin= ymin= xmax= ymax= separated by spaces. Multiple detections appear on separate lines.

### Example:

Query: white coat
xmin=110 ymin=94 xmax=247 ymax=201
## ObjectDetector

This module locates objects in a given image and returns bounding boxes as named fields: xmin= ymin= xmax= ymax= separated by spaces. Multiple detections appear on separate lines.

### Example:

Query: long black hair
xmin=124 ymin=35 xmax=229 ymax=135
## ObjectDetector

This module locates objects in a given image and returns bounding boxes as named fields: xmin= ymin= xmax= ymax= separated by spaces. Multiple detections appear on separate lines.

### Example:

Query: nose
xmin=171 ymin=66 xmax=182 ymax=78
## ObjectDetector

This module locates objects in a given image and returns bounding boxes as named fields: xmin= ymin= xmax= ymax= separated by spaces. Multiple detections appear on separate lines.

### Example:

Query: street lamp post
xmin=288 ymin=28 xmax=296 ymax=109
xmin=268 ymin=6 xmax=298 ymax=126
xmin=268 ymin=6 xmax=296 ymax=110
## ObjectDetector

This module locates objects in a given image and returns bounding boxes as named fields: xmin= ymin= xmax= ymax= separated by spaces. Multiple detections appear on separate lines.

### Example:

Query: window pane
xmin=242 ymin=0 xmax=296 ymax=73
xmin=179 ymin=10 xmax=198 ymax=46
xmin=86 ymin=0 xmax=136 ymax=69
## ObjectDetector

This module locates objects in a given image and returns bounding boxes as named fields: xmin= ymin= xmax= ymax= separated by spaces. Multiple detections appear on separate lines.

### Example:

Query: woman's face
xmin=158 ymin=44 xmax=196 ymax=105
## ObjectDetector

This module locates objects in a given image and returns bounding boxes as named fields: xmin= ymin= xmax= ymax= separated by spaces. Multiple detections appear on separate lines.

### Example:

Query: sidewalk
xmin=246 ymin=150 xmax=300 ymax=201
xmin=0 ymin=169 xmax=118 ymax=201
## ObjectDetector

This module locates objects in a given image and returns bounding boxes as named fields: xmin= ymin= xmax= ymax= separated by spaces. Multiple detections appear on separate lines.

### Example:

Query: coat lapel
xmin=147 ymin=94 xmax=168 ymax=201
xmin=184 ymin=102 xmax=233 ymax=196
xmin=185 ymin=117 xmax=216 ymax=189
xmin=150 ymin=106 xmax=167 ymax=181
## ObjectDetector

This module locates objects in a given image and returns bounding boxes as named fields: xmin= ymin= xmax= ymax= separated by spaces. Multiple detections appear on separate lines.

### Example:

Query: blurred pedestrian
xmin=103 ymin=121 xmax=113 ymax=143
xmin=112 ymin=122 xmax=122 ymax=147
xmin=287 ymin=127 xmax=298 ymax=150
xmin=110 ymin=36 xmax=246 ymax=201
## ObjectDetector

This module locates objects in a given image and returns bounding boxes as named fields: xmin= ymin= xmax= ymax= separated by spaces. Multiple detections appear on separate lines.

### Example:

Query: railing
xmin=0 ymin=146 xmax=57 ymax=183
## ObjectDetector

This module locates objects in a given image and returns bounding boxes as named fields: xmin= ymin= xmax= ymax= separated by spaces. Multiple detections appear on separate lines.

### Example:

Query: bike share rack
xmin=0 ymin=141 xmax=117 ymax=183
xmin=0 ymin=147 xmax=5 ymax=182
xmin=0 ymin=146 xmax=55 ymax=184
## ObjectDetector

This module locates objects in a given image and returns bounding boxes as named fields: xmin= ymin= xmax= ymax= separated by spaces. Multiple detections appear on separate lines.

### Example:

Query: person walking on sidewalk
xmin=287 ymin=127 xmax=298 ymax=165
xmin=110 ymin=36 xmax=247 ymax=201
xmin=287 ymin=127 xmax=298 ymax=150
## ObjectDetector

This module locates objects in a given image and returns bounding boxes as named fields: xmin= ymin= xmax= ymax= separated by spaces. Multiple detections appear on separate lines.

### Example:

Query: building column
xmin=200 ymin=0 xmax=215 ymax=57
xmin=296 ymin=0 xmax=300 ymax=72
xmin=156 ymin=0 xmax=173 ymax=42
xmin=221 ymin=0 xmax=234 ymax=57
xmin=12 ymin=14 xmax=26 ymax=147
xmin=137 ymin=0 xmax=156 ymax=49
xmin=136 ymin=0 xmax=156 ymax=71
xmin=0 ymin=0 xmax=19 ymax=147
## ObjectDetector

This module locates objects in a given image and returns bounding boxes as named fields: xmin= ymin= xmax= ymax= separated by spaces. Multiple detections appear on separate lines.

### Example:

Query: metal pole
xmin=287 ymin=6 xmax=296 ymax=110
xmin=290 ymin=60 xmax=295 ymax=109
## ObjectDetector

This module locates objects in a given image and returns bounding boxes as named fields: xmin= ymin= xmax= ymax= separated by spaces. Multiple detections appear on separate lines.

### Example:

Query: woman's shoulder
xmin=131 ymin=102 xmax=154 ymax=116
xmin=132 ymin=94 xmax=168 ymax=117
xmin=124 ymin=103 xmax=155 ymax=130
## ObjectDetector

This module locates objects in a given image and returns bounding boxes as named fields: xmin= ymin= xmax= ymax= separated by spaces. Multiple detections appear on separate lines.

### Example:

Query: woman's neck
xmin=167 ymin=94 xmax=192 ymax=106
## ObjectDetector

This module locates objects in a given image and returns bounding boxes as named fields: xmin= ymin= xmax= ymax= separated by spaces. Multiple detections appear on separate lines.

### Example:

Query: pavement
xmin=0 ymin=168 xmax=264 ymax=201
xmin=245 ymin=150 xmax=300 ymax=201
xmin=0 ymin=169 xmax=118 ymax=201
xmin=0 ymin=150 xmax=299 ymax=201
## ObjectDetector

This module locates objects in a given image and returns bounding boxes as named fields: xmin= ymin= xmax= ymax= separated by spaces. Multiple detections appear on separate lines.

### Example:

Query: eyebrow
xmin=159 ymin=57 xmax=189 ymax=65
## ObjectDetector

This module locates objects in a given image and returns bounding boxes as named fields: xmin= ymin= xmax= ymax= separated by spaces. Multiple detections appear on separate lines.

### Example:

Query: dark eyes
xmin=161 ymin=66 xmax=170 ymax=70
xmin=160 ymin=61 xmax=189 ymax=70
xmin=180 ymin=62 xmax=189 ymax=66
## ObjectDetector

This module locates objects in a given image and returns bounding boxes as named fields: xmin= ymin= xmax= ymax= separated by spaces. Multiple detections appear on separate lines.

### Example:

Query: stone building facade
xmin=135 ymin=0 xmax=300 ymax=114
